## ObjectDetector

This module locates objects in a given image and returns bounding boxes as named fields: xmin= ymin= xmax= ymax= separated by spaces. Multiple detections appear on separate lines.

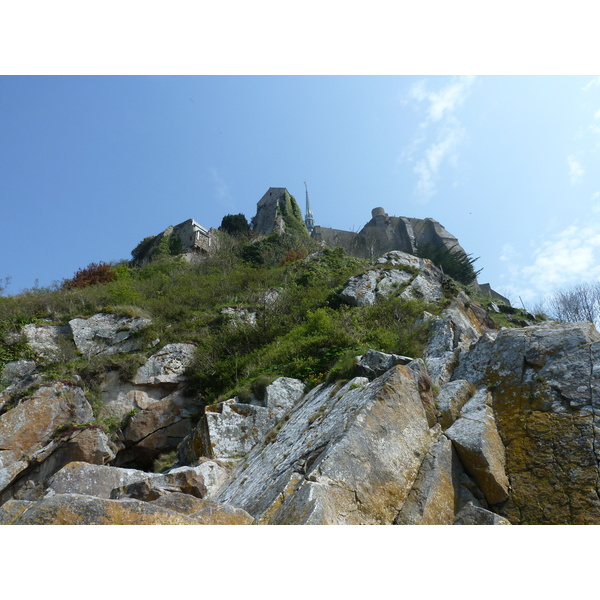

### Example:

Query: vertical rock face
xmin=393 ymin=435 xmax=464 ymax=525
xmin=455 ymin=322 xmax=600 ymax=524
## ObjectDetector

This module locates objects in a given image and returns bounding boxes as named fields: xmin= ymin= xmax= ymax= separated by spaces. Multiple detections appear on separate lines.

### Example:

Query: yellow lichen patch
xmin=14 ymin=495 xmax=197 ymax=525
xmin=491 ymin=378 xmax=600 ymax=524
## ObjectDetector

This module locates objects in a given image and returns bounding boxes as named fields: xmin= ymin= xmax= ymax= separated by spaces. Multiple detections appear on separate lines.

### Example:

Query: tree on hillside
xmin=546 ymin=282 xmax=600 ymax=327
xmin=0 ymin=276 xmax=11 ymax=296
xmin=415 ymin=242 xmax=481 ymax=285
xmin=220 ymin=214 xmax=250 ymax=237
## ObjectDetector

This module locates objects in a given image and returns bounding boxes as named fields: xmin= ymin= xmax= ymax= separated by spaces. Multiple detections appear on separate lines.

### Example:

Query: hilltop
xmin=4 ymin=187 xmax=598 ymax=525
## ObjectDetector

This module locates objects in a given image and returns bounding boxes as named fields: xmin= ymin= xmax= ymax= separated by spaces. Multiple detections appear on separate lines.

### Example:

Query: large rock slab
xmin=445 ymin=389 xmax=510 ymax=505
xmin=2 ymin=426 xmax=118 ymax=502
xmin=261 ymin=377 xmax=305 ymax=421
xmin=356 ymin=349 xmax=412 ymax=379
xmin=394 ymin=434 xmax=466 ymax=525
xmin=216 ymin=366 xmax=437 ymax=524
xmin=473 ymin=322 xmax=600 ymax=524
xmin=423 ymin=293 xmax=498 ymax=386
xmin=133 ymin=343 xmax=196 ymax=385
xmin=454 ymin=502 xmax=511 ymax=525
xmin=69 ymin=313 xmax=152 ymax=357
xmin=148 ymin=493 xmax=254 ymax=524
xmin=436 ymin=379 xmax=475 ymax=429
xmin=7 ymin=493 xmax=201 ymax=525
xmin=47 ymin=462 xmax=152 ymax=498
xmin=339 ymin=269 xmax=380 ymax=306
xmin=205 ymin=400 xmax=270 ymax=459
xmin=22 ymin=323 xmax=71 ymax=361
xmin=0 ymin=382 xmax=94 ymax=496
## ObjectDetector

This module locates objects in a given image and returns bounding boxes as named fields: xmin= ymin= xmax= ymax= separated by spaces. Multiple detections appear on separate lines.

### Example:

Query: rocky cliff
xmin=2 ymin=245 xmax=595 ymax=525
xmin=312 ymin=207 xmax=468 ymax=262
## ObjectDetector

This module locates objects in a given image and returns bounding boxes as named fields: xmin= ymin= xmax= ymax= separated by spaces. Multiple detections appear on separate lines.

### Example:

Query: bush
xmin=416 ymin=242 xmax=481 ymax=285
xmin=220 ymin=214 xmax=250 ymax=237
xmin=131 ymin=236 xmax=156 ymax=262
xmin=63 ymin=262 xmax=116 ymax=290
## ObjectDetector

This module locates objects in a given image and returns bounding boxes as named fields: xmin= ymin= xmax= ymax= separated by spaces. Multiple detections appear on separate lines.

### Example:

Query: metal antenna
xmin=304 ymin=180 xmax=315 ymax=234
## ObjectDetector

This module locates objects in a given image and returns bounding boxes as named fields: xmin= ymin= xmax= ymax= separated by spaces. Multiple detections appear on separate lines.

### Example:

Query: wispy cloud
xmin=583 ymin=77 xmax=600 ymax=92
xmin=402 ymin=76 xmax=475 ymax=200
xmin=511 ymin=224 xmax=600 ymax=299
xmin=500 ymin=243 xmax=519 ymax=262
xmin=209 ymin=167 xmax=230 ymax=200
xmin=412 ymin=124 xmax=466 ymax=197
xmin=567 ymin=155 xmax=584 ymax=183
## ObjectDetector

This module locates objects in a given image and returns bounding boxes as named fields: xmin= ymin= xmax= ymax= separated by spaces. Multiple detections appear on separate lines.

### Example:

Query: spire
xmin=304 ymin=180 xmax=315 ymax=234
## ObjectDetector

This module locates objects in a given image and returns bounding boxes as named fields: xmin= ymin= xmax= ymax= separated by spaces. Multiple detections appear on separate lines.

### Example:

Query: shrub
xmin=220 ymin=214 xmax=250 ymax=237
xmin=63 ymin=262 xmax=116 ymax=290
xmin=131 ymin=236 xmax=156 ymax=262
xmin=280 ymin=249 xmax=308 ymax=265
xmin=416 ymin=242 xmax=481 ymax=285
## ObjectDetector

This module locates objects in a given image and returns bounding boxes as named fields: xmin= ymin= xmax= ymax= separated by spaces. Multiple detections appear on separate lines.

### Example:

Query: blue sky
xmin=2 ymin=75 xmax=600 ymax=309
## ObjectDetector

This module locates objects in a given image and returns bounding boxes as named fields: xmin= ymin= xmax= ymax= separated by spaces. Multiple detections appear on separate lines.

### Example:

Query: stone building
xmin=131 ymin=218 xmax=217 ymax=266
xmin=171 ymin=219 xmax=213 ymax=254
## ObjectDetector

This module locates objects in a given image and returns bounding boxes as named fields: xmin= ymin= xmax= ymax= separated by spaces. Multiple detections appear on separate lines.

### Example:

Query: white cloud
xmin=516 ymin=224 xmax=600 ymax=295
xmin=209 ymin=167 xmax=230 ymax=199
xmin=413 ymin=124 xmax=465 ymax=197
xmin=403 ymin=76 xmax=475 ymax=200
xmin=407 ymin=76 xmax=475 ymax=124
xmin=500 ymin=243 xmax=518 ymax=262
xmin=567 ymin=155 xmax=584 ymax=183
xmin=583 ymin=77 xmax=600 ymax=92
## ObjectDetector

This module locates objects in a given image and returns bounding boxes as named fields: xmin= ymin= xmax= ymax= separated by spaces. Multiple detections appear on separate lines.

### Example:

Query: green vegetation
xmin=0 ymin=316 xmax=37 ymax=371
xmin=0 ymin=225 xmax=500 ymax=412
xmin=63 ymin=262 xmax=117 ymax=290
xmin=220 ymin=213 xmax=250 ymax=237
xmin=416 ymin=242 xmax=481 ymax=285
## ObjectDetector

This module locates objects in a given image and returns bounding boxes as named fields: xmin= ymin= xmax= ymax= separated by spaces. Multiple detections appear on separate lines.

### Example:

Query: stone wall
xmin=251 ymin=188 xmax=288 ymax=235
xmin=312 ymin=208 xmax=467 ymax=262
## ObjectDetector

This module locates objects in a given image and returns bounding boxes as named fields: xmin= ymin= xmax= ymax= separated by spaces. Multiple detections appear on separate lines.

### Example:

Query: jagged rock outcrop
xmin=180 ymin=377 xmax=305 ymax=461
xmin=22 ymin=323 xmax=71 ymax=361
xmin=216 ymin=370 xmax=439 ymax=524
xmin=355 ymin=349 xmax=413 ymax=378
xmin=0 ymin=381 xmax=95 ymax=502
xmin=339 ymin=251 xmax=444 ymax=307
xmin=132 ymin=343 xmax=195 ymax=386
xmin=0 ymin=360 xmax=42 ymax=412
xmin=103 ymin=343 xmax=202 ymax=469
xmin=393 ymin=434 xmax=483 ymax=524
xmin=69 ymin=313 xmax=152 ymax=357
xmin=445 ymin=389 xmax=510 ymax=505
